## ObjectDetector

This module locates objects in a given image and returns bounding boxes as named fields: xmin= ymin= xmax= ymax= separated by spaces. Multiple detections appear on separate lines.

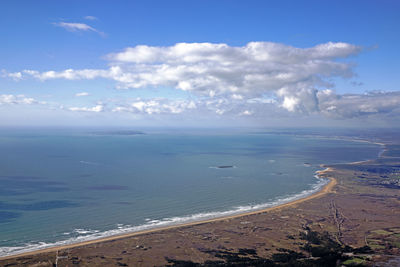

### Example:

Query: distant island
xmin=216 ymin=165 xmax=235 ymax=169
xmin=209 ymin=165 xmax=237 ymax=169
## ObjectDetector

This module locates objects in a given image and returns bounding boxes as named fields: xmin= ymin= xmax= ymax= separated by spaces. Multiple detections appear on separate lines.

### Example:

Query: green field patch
xmin=343 ymin=257 xmax=366 ymax=265
xmin=371 ymin=229 xmax=392 ymax=236
xmin=368 ymin=242 xmax=385 ymax=250
xmin=392 ymin=241 xmax=400 ymax=248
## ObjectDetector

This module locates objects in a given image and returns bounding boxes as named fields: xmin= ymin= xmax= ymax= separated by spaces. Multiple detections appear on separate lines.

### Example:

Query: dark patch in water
xmin=0 ymin=211 xmax=21 ymax=223
xmin=17 ymin=198 xmax=36 ymax=202
xmin=0 ymin=176 xmax=69 ymax=196
xmin=87 ymin=185 xmax=129 ymax=191
xmin=0 ymin=175 xmax=45 ymax=180
xmin=217 ymin=165 xmax=235 ymax=169
xmin=160 ymin=152 xmax=176 ymax=156
xmin=77 ymin=196 xmax=94 ymax=200
xmin=40 ymin=187 xmax=69 ymax=193
xmin=114 ymin=201 xmax=132 ymax=205
xmin=0 ymin=188 xmax=28 ymax=196
xmin=80 ymin=174 xmax=94 ymax=178
xmin=47 ymin=155 xmax=69 ymax=158
xmin=0 ymin=200 xmax=79 ymax=211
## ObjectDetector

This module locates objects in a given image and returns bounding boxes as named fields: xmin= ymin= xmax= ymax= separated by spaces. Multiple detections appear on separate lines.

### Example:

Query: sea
xmin=0 ymin=128 xmax=382 ymax=256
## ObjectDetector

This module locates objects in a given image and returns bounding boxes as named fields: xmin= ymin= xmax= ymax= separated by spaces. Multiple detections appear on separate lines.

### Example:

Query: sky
xmin=1 ymin=0 xmax=399 ymax=128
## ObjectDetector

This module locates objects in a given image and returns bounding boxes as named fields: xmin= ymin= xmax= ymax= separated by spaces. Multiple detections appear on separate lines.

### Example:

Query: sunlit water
xmin=0 ymin=129 xmax=381 ymax=256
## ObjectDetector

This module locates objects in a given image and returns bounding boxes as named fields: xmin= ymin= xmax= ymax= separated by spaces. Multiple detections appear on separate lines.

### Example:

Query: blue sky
xmin=1 ymin=0 xmax=399 ymax=127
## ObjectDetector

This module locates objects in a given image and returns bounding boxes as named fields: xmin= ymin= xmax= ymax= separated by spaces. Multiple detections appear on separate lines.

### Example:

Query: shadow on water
xmin=0 ymin=211 xmax=21 ymax=223
xmin=0 ymin=200 xmax=80 ymax=211
xmin=86 ymin=185 xmax=130 ymax=191
xmin=0 ymin=176 xmax=69 ymax=196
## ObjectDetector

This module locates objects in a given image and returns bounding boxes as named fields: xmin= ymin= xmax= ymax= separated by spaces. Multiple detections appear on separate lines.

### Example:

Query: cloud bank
xmin=3 ymin=42 xmax=399 ymax=124
xmin=18 ymin=42 xmax=360 ymax=97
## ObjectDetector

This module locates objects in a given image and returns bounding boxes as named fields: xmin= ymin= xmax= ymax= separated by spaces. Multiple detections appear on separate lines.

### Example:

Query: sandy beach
xmin=0 ymin=173 xmax=337 ymax=261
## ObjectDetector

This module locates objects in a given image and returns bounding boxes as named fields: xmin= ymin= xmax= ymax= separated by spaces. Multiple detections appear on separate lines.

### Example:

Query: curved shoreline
xmin=2 ymin=134 xmax=383 ymax=260
xmin=0 ymin=172 xmax=337 ymax=260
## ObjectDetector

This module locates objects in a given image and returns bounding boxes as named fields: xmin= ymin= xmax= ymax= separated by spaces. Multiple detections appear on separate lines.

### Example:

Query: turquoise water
xmin=0 ymin=129 xmax=381 ymax=256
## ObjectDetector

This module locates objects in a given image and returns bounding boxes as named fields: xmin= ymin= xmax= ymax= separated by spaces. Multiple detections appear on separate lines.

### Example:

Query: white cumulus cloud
xmin=318 ymin=91 xmax=400 ymax=118
xmin=16 ymin=42 xmax=360 ymax=98
xmin=8 ymin=42 xmax=399 ymax=121
xmin=68 ymin=104 xmax=104 ymax=112
xmin=0 ymin=94 xmax=38 ymax=105
xmin=112 ymin=98 xmax=197 ymax=115
xmin=104 ymin=42 xmax=360 ymax=96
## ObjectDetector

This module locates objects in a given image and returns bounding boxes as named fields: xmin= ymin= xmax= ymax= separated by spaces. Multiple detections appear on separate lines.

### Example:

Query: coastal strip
xmin=0 ymin=171 xmax=337 ymax=260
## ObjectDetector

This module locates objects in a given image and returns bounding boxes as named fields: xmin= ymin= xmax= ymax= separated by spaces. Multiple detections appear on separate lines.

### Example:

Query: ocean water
xmin=0 ymin=129 xmax=382 ymax=256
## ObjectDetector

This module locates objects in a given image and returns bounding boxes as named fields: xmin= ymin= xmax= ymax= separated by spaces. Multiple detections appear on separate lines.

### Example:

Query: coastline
xmin=0 ymin=138 xmax=384 ymax=260
xmin=0 ymin=172 xmax=337 ymax=260
xmin=1 ymin=136 xmax=397 ymax=266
